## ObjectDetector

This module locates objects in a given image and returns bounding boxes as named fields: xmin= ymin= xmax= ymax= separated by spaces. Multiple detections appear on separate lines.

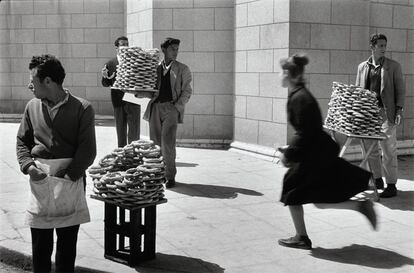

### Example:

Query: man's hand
xmin=101 ymin=65 xmax=115 ymax=79
xmin=55 ymin=168 xmax=66 ymax=178
xmin=64 ymin=174 xmax=73 ymax=181
xmin=395 ymin=108 xmax=403 ymax=125
xmin=27 ymin=165 xmax=47 ymax=181
xmin=280 ymin=153 xmax=292 ymax=168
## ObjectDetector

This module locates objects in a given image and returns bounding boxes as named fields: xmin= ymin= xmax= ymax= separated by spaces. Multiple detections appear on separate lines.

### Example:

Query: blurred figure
xmin=278 ymin=54 xmax=376 ymax=250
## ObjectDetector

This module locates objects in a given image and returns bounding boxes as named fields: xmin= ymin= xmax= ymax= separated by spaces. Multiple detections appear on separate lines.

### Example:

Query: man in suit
xmin=143 ymin=37 xmax=192 ymax=188
xmin=355 ymin=33 xmax=406 ymax=198
xmin=102 ymin=36 xmax=140 ymax=147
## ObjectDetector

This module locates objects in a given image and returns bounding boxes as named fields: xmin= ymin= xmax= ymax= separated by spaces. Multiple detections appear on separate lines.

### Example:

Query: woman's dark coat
xmin=280 ymin=86 xmax=370 ymax=205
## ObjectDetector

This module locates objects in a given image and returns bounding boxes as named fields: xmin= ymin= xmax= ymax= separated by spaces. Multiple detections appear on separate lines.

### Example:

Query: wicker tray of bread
xmin=111 ymin=87 xmax=157 ymax=99
xmin=324 ymin=82 xmax=382 ymax=137
xmin=112 ymin=46 xmax=160 ymax=91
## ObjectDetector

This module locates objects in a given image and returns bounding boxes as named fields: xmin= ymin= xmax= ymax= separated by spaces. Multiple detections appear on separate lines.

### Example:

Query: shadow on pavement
xmin=397 ymin=155 xmax=414 ymax=181
xmin=136 ymin=253 xmax=225 ymax=273
xmin=378 ymin=190 xmax=414 ymax=211
xmin=311 ymin=244 xmax=414 ymax=269
xmin=0 ymin=246 xmax=111 ymax=273
xmin=176 ymin=162 xmax=199 ymax=167
xmin=169 ymin=182 xmax=263 ymax=199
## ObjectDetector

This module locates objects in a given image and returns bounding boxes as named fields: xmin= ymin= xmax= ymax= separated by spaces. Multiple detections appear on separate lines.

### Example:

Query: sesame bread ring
xmin=114 ymin=181 xmax=128 ymax=187
xmin=123 ymin=144 xmax=134 ymax=153
xmin=136 ymin=165 xmax=162 ymax=173
xmin=149 ymin=145 xmax=161 ymax=153
xmin=106 ymin=184 xmax=117 ymax=189
xmin=142 ymin=162 xmax=164 ymax=168
xmin=131 ymin=140 xmax=153 ymax=148
xmin=143 ymin=151 xmax=161 ymax=158
xmin=115 ymin=188 xmax=127 ymax=195
xmin=89 ymin=173 xmax=104 ymax=180
xmin=88 ymin=165 xmax=106 ymax=174
xmin=143 ymin=156 xmax=163 ymax=163
xmin=99 ymin=154 xmax=117 ymax=166
xmin=101 ymin=172 xmax=123 ymax=183
xmin=125 ymin=167 xmax=138 ymax=174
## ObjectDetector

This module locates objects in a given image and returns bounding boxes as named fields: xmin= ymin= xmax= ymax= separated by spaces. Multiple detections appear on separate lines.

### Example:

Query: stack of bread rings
xmin=325 ymin=82 xmax=382 ymax=136
xmin=88 ymin=139 xmax=167 ymax=206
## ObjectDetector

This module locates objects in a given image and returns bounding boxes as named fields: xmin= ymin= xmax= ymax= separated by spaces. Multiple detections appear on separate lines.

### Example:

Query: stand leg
xmin=339 ymin=137 xmax=352 ymax=158
xmin=129 ymin=209 xmax=142 ymax=266
xmin=143 ymin=206 xmax=156 ymax=260
xmin=104 ymin=203 xmax=117 ymax=257
xmin=360 ymin=140 xmax=379 ymax=201
xmin=119 ymin=208 xmax=125 ymax=251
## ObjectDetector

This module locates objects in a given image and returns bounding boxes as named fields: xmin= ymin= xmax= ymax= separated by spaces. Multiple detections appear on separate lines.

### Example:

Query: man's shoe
xmin=380 ymin=185 xmax=397 ymax=198
xmin=375 ymin=178 xmax=384 ymax=190
xmin=278 ymin=236 xmax=312 ymax=250
xmin=166 ymin=179 xmax=176 ymax=188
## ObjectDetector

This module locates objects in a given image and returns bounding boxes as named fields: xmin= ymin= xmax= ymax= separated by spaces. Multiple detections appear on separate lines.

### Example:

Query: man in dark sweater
xmin=16 ymin=55 xmax=96 ymax=272
xmin=102 ymin=36 xmax=141 ymax=147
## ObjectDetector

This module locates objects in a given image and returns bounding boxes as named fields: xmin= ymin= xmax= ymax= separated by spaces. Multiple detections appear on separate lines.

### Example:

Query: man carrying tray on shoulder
xmin=355 ymin=33 xmax=406 ymax=198
xmin=102 ymin=36 xmax=141 ymax=147
xmin=144 ymin=37 xmax=192 ymax=188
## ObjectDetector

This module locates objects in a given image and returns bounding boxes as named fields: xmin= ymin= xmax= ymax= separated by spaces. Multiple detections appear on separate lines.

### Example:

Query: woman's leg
xmin=278 ymin=205 xmax=312 ymax=249
xmin=314 ymin=200 xmax=377 ymax=229
xmin=289 ymin=205 xmax=307 ymax=236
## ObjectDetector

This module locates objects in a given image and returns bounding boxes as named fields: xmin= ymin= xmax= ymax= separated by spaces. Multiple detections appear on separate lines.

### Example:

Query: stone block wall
xmin=1 ymin=0 xmax=412 ymax=153
xmin=151 ymin=0 xmax=235 ymax=141
xmin=233 ymin=0 xmax=290 ymax=153
xmin=0 ymin=0 xmax=125 ymax=115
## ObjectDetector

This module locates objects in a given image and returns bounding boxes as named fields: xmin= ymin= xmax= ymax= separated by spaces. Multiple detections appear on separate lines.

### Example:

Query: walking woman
xmin=278 ymin=54 xmax=377 ymax=250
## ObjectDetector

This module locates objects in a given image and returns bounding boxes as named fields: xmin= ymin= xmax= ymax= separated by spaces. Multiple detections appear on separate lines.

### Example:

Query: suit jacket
xmin=101 ymin=57 xmax=124 ymax=107
xmin=355 ymin=57 xmax=405 ymax=122
xmin=144 ymin=60 xmax=192 ymax=124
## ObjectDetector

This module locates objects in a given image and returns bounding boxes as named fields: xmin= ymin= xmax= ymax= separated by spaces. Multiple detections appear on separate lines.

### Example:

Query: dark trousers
xmin=31 ymin=225 xmax=80 ymax=273
xmin=114 ymin=102 xmax=141 ymax=147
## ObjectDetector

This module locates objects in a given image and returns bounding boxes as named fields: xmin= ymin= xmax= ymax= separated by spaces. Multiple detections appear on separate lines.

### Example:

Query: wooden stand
xmin=91 ymin=196 xmax=167 ymax=266
xmin=325 ymin=127 xmax=387 ymax=201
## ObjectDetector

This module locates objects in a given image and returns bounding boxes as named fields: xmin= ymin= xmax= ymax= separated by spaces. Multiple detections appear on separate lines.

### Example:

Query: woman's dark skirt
xmin=280 ymin=157 xmax=371 ymax=206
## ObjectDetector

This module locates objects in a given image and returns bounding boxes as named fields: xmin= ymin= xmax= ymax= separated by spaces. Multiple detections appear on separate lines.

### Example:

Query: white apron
xmin=26 ymin=158 xmax=90 ymax=229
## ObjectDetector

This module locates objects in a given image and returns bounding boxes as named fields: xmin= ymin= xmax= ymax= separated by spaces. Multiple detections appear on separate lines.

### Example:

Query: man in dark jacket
xmin=143 ymin=37 xmax=192 ymax=188
xmin=102 ymin=36 xmax=141 ymax=147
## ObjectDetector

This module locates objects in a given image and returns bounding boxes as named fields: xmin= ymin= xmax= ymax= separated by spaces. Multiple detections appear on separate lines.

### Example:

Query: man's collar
xmin=42 ymin=89 xmax=69 ymax=109
xmin=162 ymin=60 xmax=174 ymax=70
xmin=367 ymin=56 xmax=384 ymax=67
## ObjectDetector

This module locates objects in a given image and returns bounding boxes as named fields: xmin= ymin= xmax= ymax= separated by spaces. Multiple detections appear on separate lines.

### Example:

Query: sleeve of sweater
xmin=66 ymin=104 xmax=97 ymax=181
xmin=16 ymin=104 xmax=36 ymax=174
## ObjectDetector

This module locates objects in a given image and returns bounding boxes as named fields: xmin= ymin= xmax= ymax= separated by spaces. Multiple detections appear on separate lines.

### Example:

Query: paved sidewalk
xmin=1 ymin=122 xmax=413 ymax=273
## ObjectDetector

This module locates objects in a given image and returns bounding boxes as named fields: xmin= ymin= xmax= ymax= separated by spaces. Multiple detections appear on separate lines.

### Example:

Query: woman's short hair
xmin=370 ymin=33 xmax=387 ymax=46
xmin=29 ymin=54 xmax=66 ymax=85
xmin=280 ymin=53 xmax=309 ymax=79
